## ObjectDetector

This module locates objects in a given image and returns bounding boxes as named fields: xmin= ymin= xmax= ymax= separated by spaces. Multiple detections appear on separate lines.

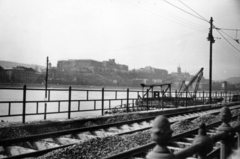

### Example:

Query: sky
xmin=0 ymin=0 xmax=240 ymax=80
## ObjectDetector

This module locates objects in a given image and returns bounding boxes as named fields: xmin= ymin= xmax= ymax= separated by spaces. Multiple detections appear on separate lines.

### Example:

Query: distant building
xmin=177 ymin=66 xmax=181 ymax=75
xmin=135 ymin=66 xmax=168 ymax=78
xmin=171 ymin=66 xmax=191 ymax=80
xmin=57 ymin=59 xmax=128 ymax=74
xmin=103 ymin=59 xmax=128 ymax=72
xmin=0 ymin=66 xmax=39 ymax=83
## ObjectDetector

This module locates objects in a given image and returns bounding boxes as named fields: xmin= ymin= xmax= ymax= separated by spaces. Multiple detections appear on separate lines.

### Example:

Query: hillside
xmin=0 ymin=61 xmax=45 ymax=72
xmin=225 ymin=77 xmax=240 ymax=84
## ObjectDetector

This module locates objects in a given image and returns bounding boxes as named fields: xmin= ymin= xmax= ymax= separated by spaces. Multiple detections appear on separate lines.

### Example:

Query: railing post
xmin=217 ymin=106 xmax=234 ymax=159
xmin=126 ymin=88 xmax=129 ymax=113
xmin=233 ymin=114 xmax=240 ymax=148
xmin=193 ymin=123 xmax=213 ymax=159
xmin=175 ymin=90 xmax=178 ymax=108
xmin=229 ymin=92 xmax=231 ymax=102
xmin=203 ymin=91 xmax=205 ymax=104
xmin=132 ymin=99 xmax=135 ymax=111
xmin=161 ymin=91 xmax=164 ymax=109
xmin=68 ymin=86 xmax=72 ymax=119
xmin=185 ymin=90 xmax=187 ymax=107
xmin=175 ymin=123 xmax=213 ymax=159
xmin=102 ymin=87 xmax=104 ymax=116
xmin=146 ymin=116 xmax=175 ymax=159
xmin=22 ymin=85 xmax=27 ymax=123
xmin=48 ymin=89 xmax=50 ymax=101
xmin=86 ymin=90 xmax=89 ymax=100
xmin=225 ymin=91 xmax=227 ymax=103
xmin=147 ymin=90 xmax=149 ymax=111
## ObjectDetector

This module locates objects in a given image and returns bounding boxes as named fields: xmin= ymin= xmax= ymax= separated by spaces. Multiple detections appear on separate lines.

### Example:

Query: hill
xmin=0 ymin=60 xmax=45 ymax=72
xmin=225 ymin=77 xmax=240 ymax=84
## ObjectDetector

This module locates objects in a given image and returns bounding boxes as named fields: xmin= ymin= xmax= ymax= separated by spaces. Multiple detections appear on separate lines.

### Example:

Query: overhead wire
xmin=100 ymin=28 xmax=208 ymax=55
xmin=124 ymin=0 xmax=208 ymax=31
xmin=178 ymin=0 xmax=209 ymax=23
xmin=139 ymin=0 xmax=207 ymax=30
xmin=216 ymin=29 xmax=240 ymax=53
xmin=161 ymin=0 xmax=240 ymax=73
xmin=215 ymin=29 xmax=239 ymax=44
xmin=215 ymin=28 xmax=240 ymax=31
xmin=169 ymin=0 xmax=240 ymax=52
xmin=162 ymin=0 xmax=209 ymax=23
xmin=216 ymin=40 xmax=240 ymax=61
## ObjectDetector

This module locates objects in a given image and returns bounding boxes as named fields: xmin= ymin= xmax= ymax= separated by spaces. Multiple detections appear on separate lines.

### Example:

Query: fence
xmin=0 ymin=85 xmax=239 ymax=123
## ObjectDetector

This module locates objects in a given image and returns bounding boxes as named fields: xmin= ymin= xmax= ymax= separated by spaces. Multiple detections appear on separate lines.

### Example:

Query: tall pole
xmin=208 ymin=17 xmax=214 ymax=104
xmin=44 ymin=56 xmax=49 ymax=120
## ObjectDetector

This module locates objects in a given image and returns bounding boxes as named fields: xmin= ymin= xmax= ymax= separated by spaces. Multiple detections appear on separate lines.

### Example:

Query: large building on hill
xmin=170 ymin=66 xmax=191 ymax=80
xmin=0 ymin=66 xmax=40 ymax=83
xmin=57 ymin=59 xmax=128 ymax=73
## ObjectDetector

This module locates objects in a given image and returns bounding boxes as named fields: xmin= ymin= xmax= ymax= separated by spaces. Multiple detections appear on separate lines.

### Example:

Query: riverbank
xmin=0 ymin=83 xmax=143 ymax=90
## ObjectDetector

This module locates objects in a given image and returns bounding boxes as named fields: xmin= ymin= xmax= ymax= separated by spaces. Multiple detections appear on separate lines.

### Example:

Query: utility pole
xmin=44 ymin=56 xmax=49 ymax=119
xmin=208 ymin=17 xmax=215 ymax=104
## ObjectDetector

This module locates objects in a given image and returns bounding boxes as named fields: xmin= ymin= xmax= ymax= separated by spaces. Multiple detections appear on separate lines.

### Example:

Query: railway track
xmin=0 ymin=104 xmax=239 ymax=159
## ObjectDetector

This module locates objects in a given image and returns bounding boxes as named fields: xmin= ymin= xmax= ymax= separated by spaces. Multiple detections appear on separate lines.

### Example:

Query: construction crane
xmin=178 ymin=67 xmax=204 ymax=99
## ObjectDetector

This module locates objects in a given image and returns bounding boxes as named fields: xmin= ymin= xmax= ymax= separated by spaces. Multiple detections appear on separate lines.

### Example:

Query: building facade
xmin=57 ymin=59 xmax=128 ymax=73
xmin=0 ymin=66 xmax=39 ymax=83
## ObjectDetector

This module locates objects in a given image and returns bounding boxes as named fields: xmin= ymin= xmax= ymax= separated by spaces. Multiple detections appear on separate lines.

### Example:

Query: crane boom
xmin=178 ymin=68 xmax=204 ymax=98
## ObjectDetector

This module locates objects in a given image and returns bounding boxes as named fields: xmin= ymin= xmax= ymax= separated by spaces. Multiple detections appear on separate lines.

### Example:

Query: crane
xmin=178 ymin=67 xmax=204 ymax=98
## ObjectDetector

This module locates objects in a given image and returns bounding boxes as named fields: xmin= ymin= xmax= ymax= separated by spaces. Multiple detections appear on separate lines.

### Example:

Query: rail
xmin=0 ymin=85 xmax=239 ymax=123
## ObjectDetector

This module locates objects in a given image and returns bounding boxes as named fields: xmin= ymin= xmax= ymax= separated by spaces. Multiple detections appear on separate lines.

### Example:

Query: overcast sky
xmin=0 ymin=0 xmax=240 ymax=80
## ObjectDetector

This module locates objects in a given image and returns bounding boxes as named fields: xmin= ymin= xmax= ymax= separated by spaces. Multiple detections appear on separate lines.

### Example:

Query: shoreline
xmin=0 ymin=83 xmax=143 ymax=90
xmin=0 ymin=83 xmax=235 ymax=92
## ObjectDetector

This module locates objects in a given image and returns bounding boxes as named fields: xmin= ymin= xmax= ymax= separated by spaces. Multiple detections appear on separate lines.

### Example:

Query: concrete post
xmin=217 ymin=106 xmax=234 ymax=159
xmin=146 ymin=116 xmax=175 ymax=159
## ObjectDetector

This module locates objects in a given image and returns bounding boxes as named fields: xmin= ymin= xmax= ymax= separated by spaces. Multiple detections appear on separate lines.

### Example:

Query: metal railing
xmin=104 ymin=106 xmax=240 ymax=159
xmin=146 ymin=106 xmax=240 ymax=159
xmin=0 ymin=85 xmax=239 ymax=123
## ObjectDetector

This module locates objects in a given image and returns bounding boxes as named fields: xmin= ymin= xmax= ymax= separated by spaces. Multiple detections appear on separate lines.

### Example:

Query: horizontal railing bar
xmin=0 ymin=98 xmax=137 ymax=103
xmin=1 ymin=104 xmax=237 ymax=118
xmin=0 ymin=87 xmax=143 ymax=92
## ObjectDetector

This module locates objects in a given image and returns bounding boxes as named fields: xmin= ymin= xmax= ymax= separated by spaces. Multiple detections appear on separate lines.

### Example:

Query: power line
xmin=215 ymin=28 xmax=240 ymax=31
xmin=216 ymin=40 xmax=240 ymax=61
xmin=162 ymin=0 xmax=208 ymax=23
xmin=216 ymin=29 xmax=240 ymax=53
xmin=216 ymin=29 xmax=239 ymax=44
xmin=178 ymin=0 xmax=209 ymax=23
xmin=124 ymin=0 xmax=207 ymax=31
xmin=103 ymin=28 xmax=208 ymax=54
xmin=139 ymin=1 xmax=207 ymax=30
